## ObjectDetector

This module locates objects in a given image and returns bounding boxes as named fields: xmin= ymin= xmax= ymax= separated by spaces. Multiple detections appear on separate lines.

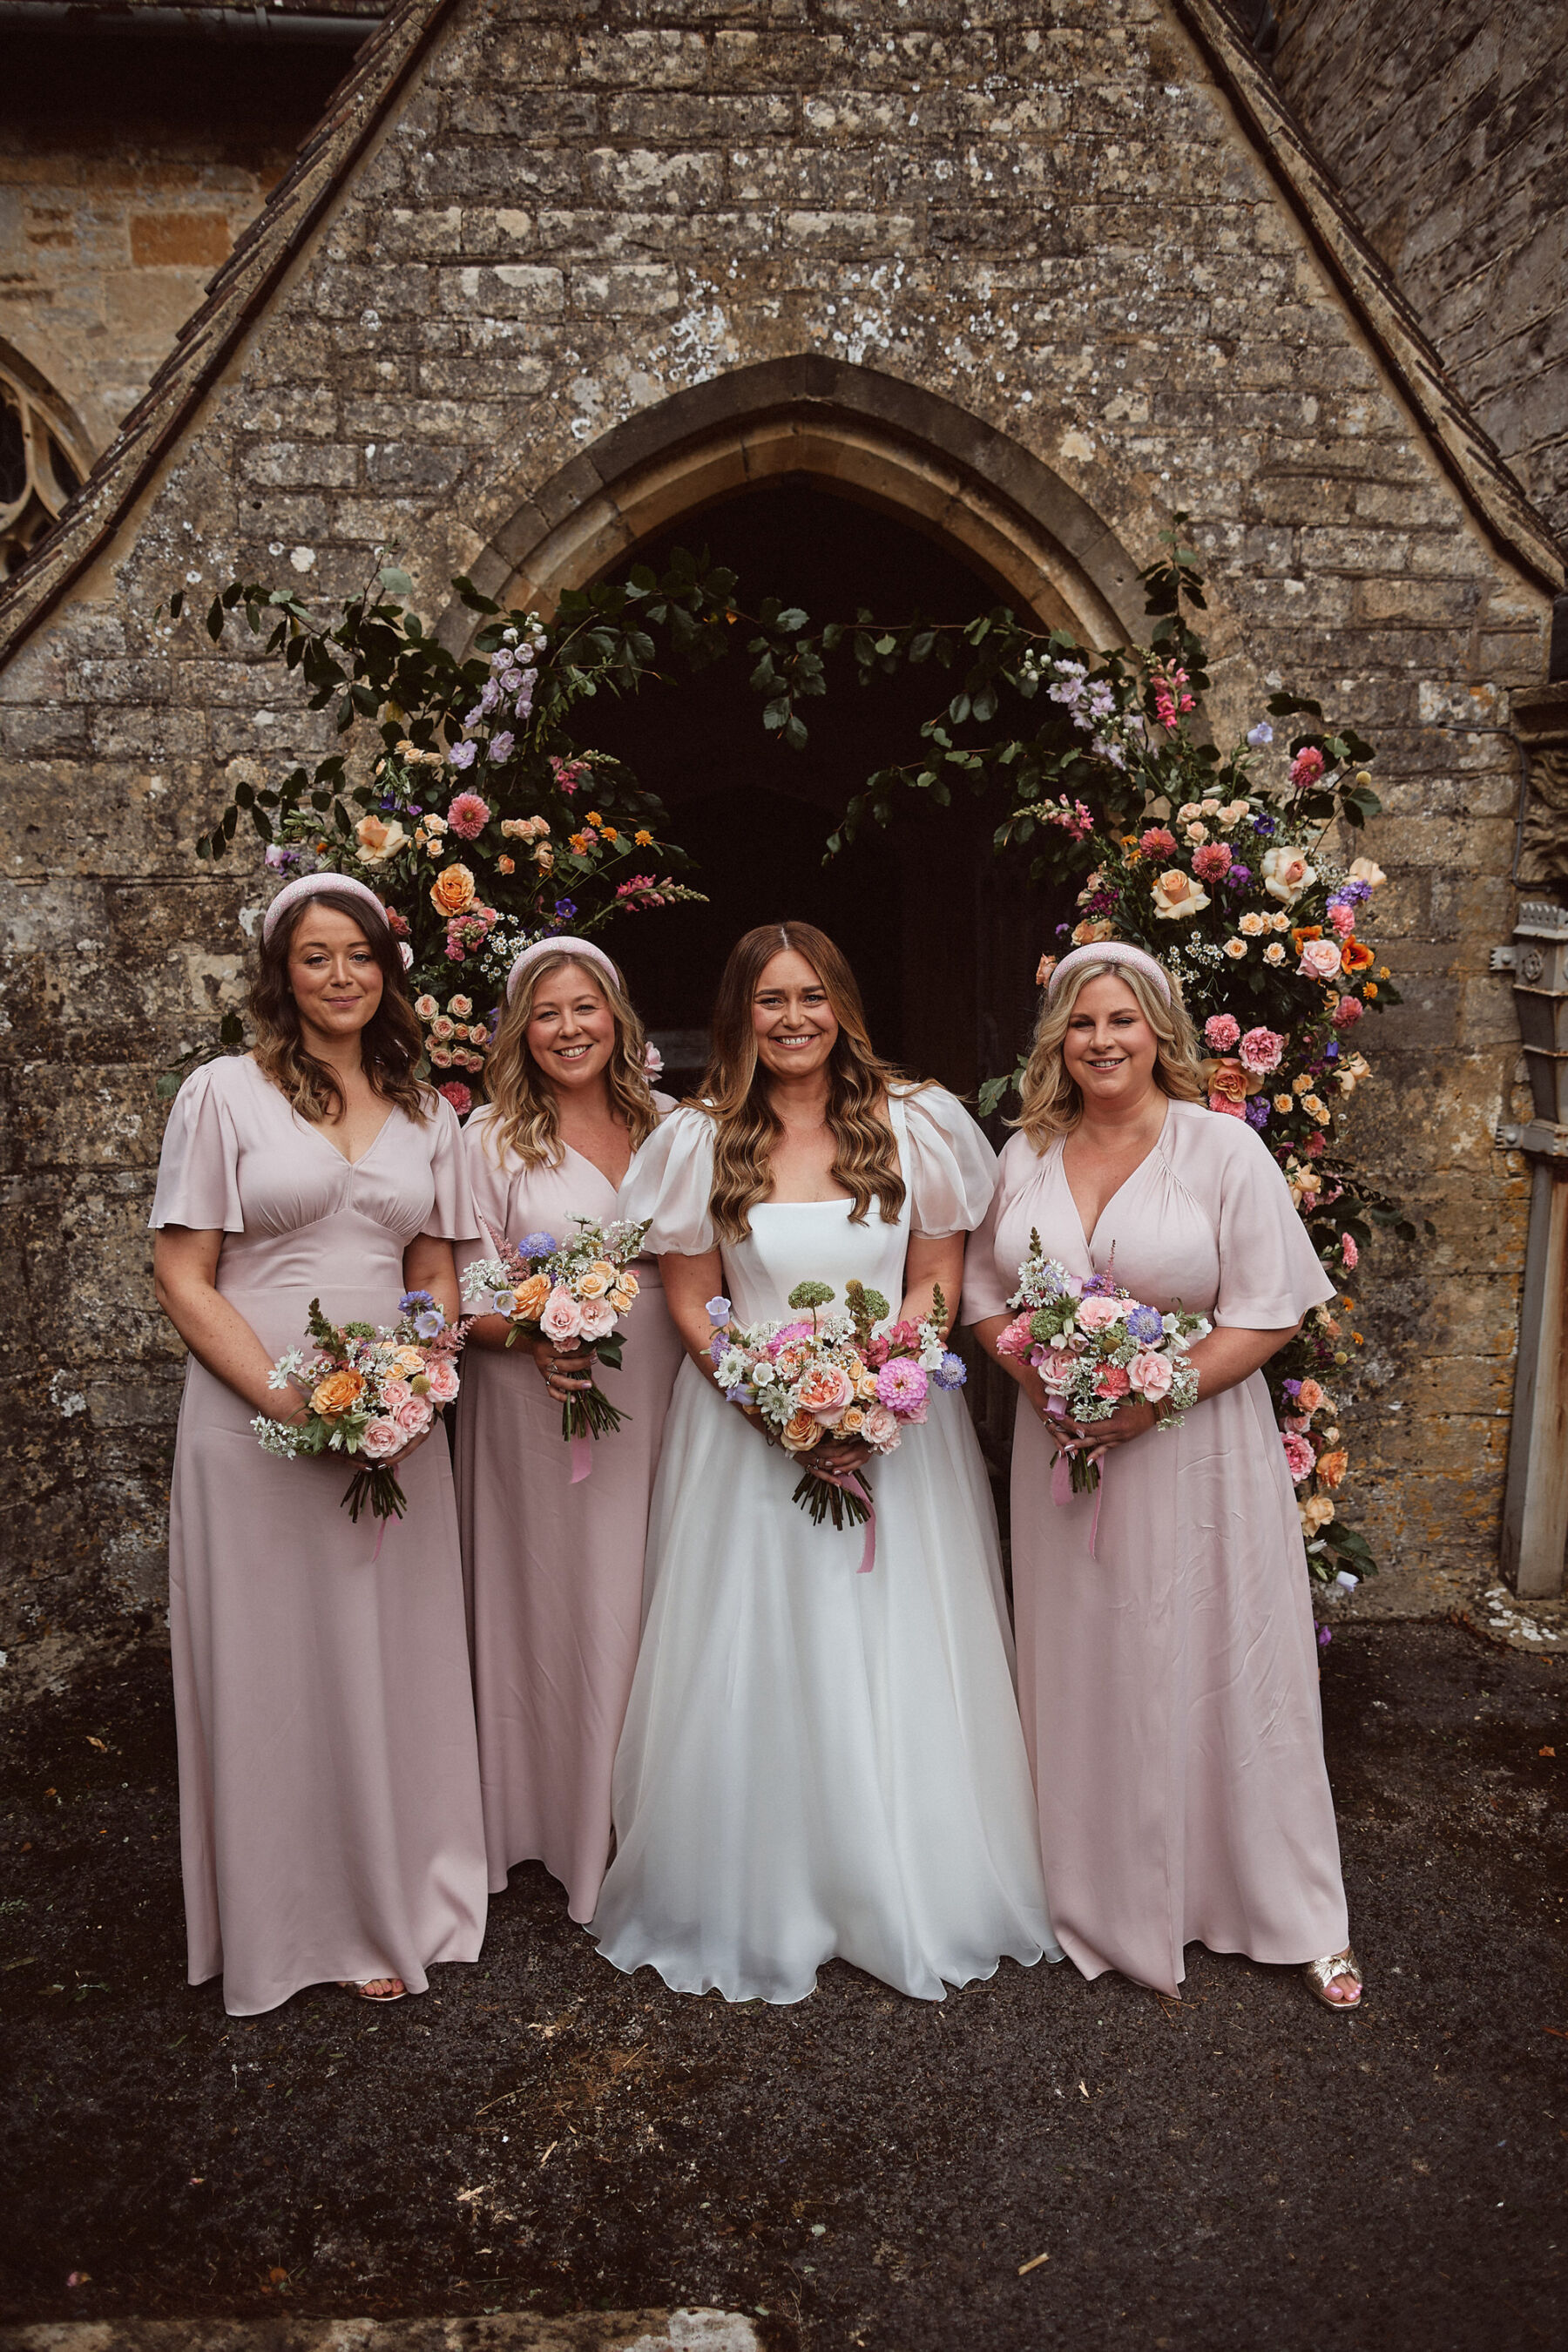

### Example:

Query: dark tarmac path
xmin=2 ymin=1621 xmax=1565 ymax=2352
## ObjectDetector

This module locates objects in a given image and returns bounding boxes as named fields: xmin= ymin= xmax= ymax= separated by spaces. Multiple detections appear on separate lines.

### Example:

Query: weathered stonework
xmin=0 ymin=0 xmax=1561 ymax=1683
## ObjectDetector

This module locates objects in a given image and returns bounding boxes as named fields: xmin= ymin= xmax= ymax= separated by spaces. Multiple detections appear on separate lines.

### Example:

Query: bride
xmin=591 ymin=922 xmax=1057 ymax=2003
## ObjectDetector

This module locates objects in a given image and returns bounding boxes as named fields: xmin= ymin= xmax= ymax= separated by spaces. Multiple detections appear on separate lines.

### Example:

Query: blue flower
xmin=412 ymin=1308 xmax=445 ymax=1340
xmin=399 ymin=1289 xmax=436 ymax=1315
xmin=1124 ymin=1304 xmax=1164 ymax=1343
xmin=1247 ymin=721 xmax=1274 ymax=747
xmin=554 ymin=899 xmax=578 ymax=920
xmin=1324 ymin=1040 xmax=1339 ymax=1058
xmin=724 ymin=1384 xmax=754 ymax=1406
xmin=706 ymin=1295 xmax=732 ymax=1323
xmin=933 ymin=1351 xmax=968 ymax=1390
xmin=517 ymin=1231 xmax=558 ymax=1260
xmin=1251 ymin=813 xmax=1275 ymax=835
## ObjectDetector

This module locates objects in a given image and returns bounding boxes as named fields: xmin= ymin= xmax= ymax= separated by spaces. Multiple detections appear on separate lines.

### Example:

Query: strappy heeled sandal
xmin=338 ymin=1977 xmax=407 ymax=2003
xmin=1302 ymin=1948 xmax=1363 ymax=2011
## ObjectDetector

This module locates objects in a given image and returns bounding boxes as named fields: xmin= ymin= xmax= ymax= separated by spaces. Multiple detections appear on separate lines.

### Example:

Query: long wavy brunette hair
xmin=250 ymin=888 xmax=430 ymax=1124
xmin=701 ymin=922 xmax=913 ymax=1244
xmin=1017 ymin=952 xmax=1204 ymax=1152
xmin=483 ymin=950 xmax=661 ymax=1171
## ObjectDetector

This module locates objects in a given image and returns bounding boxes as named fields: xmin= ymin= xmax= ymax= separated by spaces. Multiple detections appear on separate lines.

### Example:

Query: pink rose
xmin=1128 ymin=1350 xmax=1173 ymax=1401
xmin=540 ymin=1288 xmax=583 ymax=1342
xmin=424 ymin=1359 xmax=460 ymax=1404
xmin=1296 ymin=1378 xmax=1326 ymax=1413
xmin=578 ymin=1296 xmax=617 ymax=1343
xmin=1332 ymin=995 xmax=1363 ymax=1028
xmin=861 ymin=1402 xmax=901 ymax=1453
xmin=1238 ymin=1026 xmax=1285 ymax=1074
xmin=1203 ymin=1014 xmax=1240 ymax=1052
xmin=1075 ymin=1296 xmax=1122 ymax=1335
xmin=1281 ymin=1431 xmax=1315 ymax=1483
xmin=995 ymin=1315 xmax=1036 ymax=1361
xmin=797 ymin=1362 xmax=854 ymax=1421
xmin=381 ymin=1375 xmax=413 ymax=1409
xmin=1298 ymin=938 xmax=1343 ymax=983
xmin=362 ymin=1417 xmax=402 ymax=1459
xmin=1036 ymin=1346 xmax=1080 ymax=1393
xmin=1094 ymin=1362 xmax=1132 ymax=1400
xmin=393 ymin=1396 xmax=434 ymax=1440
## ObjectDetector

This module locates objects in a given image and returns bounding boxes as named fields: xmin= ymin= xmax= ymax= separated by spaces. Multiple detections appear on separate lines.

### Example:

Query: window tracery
xmin=0 ymin=356 xmax=90 ymax=581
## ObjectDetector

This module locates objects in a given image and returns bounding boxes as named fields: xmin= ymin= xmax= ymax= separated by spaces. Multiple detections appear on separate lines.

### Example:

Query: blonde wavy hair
xmin=702 ymin=922 xmax=915 ymax=1245
xmin=483 ymin=950 xmax=661 ymax=1170
xmin=1017 ymin=952 xmax=1205 ymax=1151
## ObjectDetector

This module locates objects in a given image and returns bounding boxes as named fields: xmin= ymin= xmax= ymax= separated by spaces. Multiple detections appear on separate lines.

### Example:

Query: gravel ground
xmin=2 ymin=1620 xmax=1565 ymax=2352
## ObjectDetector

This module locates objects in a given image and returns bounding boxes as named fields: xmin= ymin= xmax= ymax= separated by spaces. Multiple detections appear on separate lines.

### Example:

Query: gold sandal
xmin=1302 ymin=1948 xmax=1363 ymax=2011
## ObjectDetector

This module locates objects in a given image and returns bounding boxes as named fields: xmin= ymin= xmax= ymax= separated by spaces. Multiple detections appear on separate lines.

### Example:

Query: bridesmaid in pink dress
xmin=151 ymin=874 xmax=488 ymax=2014
xmin=456 ymin=939 xmax=683 ymax=1922
xmin=964 ymin=941 xmax=1364 ymax=2011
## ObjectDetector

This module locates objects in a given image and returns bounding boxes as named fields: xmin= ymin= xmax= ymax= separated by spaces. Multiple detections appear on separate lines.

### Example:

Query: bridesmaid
xmin=456 ymin=939 xmax=682 ymax=1923
xmin=964 ymin=941 xmax=1364 ymax=2011
xmin=151 ymin=873 xmax=488 ymax=2013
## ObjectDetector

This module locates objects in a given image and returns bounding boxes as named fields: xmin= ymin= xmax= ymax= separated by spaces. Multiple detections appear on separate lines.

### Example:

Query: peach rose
xmin=1261 ymin=846 xmax=1315 ymax=905
xmin=578 ymin=1297 xmax=617 ymax=1342
xmin=1298 ymin=937 xmax=1343 ymax=983
xmin=1071 ymin=918 xmax=1118 ymax=946
xmin=1151 ymin=868 xmax=1211 ymax=921
xmin=1205 ymin=1057 xmax=1257 ymax=1108
xmin=429 ymin=862 xmax=476 ymax=917
xmin=576 ymin=1263 xmax=616 ymax=1301
xmin=1295 ymin=1378 xmax=1327 ymax=1414
xmin=309 ymin=1368 xmax=365 ymax=1419
xmin=1347 ymin=856 xmax=1386 ymax=889
xmin=610 ymin=1281 xmax=639 ymax=1314
xmin=839 ymin=1406 xmax=867 ymax=1436
xmin=781 ymin=1408 xmax=823 ymax=1453
xmin=361 ymin=1417 xmax=402 ymax=1459
xmin=355 ymin=813 xmax=408 ymax=865
xmin=861 ymin=1402 xmax=901 ymax=1452
xmin=797 ymin=1362 xmax=854 ymax=1421
xmin=1315 ymin=1448 xmax=1348 ymax=1490
xmin=540 ymin=1288 xmax=583 ymax=1342
xmin=513 ymin=1272 xmax=552 ymax=1322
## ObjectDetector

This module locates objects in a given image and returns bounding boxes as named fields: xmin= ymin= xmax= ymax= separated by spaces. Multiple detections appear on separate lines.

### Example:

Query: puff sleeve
xmin=1211 ymin=1121 xmax=1336 ymax=1329
xmin=423 ymin=1094 xmax=482 ymax=1242
xmin=149 ymin=1060 xmax=247 ymax=1233
xmin=616 ymin=1105 xmax=718 ymax=1256
xmin=456 ymin=1105 xmax=515 ymax=1266
xmin=900 ymin=1085 xmax=999 ymax=1238
xmin=960 ymin=1132 xmax=1036 ymax=1324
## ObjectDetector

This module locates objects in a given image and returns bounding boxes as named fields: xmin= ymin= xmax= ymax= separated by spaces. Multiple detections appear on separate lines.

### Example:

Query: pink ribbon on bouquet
xmin=810 ymin=1464 xmax=878 ymax=1573
xmin=570 ymin=1431 xmax=593 ymax=1485
xmin=1047 ymin=1404 xmax=1105 ymax=1559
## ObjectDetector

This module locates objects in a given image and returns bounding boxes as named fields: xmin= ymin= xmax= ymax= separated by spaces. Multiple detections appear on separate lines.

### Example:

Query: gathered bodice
xmin=722 ymin=1173 xmax=913 ymax=1330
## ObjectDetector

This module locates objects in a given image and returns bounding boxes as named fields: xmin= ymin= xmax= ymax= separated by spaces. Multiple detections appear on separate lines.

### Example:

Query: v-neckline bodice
xmin=1059 ymin=1105 xmax=1170 ymax=1258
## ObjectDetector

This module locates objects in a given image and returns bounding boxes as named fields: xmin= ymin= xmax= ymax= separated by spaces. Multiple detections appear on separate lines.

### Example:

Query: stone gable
xmin=0 ymin=0 xmax=1560 ymax=1676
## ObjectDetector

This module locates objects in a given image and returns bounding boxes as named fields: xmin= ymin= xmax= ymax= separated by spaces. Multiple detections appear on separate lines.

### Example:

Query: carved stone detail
xmin=1514 ymin=685 xmax=1568 ymax=899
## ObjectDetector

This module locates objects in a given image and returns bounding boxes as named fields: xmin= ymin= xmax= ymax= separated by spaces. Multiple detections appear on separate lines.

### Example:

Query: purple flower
xmin=706 ymin=1295 xmax=732 ymax=1324
xmin=1251 ymin=812 xmax=1275 ymax=835
xmin=1244 ymin=1097 xmax=1270 ymax=1128
xmin=411 ymin=1308 xmax=445 ymax=1340
xmin=399 ymin=1289 xmax=436 ymax=1315
xmin=1224 ymin=863 xmax=1252 ymax=887
xmin=1317 ymin=1625 xmax=1333 ymax=1650
xmin=488 ymin=731 xmax=516 ymax=763
xmin=1125 ymin=1304 xmax=1164 ymax=1343
xmin=933 ymin=1351 xmax=968 ymax=1390
xmin=875 ymin=1358 xmax=928 ymax=1413
xmin=515 ymin=684 xmax=535 ymax=720
xmin=1282 ymin=1379 xmax=1302 ymax=1398
xmin=1324 ymin=1040 xmax=1340 ymax=1058
xmin=449 ymin=740 xmax=478 ymax=770
xmin=517 ymin=1231 xmax=558 ymax=1260
xmin=264 ymin=844 xmax=304 ymax=873
xmin=480 ymin=679 xmax=501 ymax=713
xmin=553 ymin=898 xmax=578 ymax=920
xmin=1247 ymin=721 xmax=1274 ymax=747
xmin=500 ymin=668 xmax=524 ymax=693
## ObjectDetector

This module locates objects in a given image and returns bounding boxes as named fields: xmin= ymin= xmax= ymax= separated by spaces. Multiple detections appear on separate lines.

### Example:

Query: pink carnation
xmin=1192 ymin=841 xmax=1233 ymax=882
xmin=1207 ymin=1091 xmax=1247 ymax=1118
xmin=1332 ymin=995 xmax=1363 ymax=1028
xmin=437 ymin=1080 xmax=473 ymax=1115
xmin=1203 ymin=1014 xmax=1241 ymax=1052
xmin=1238 ymin=1026 xmax=1285 ymax=1074
xmin=446 ymin=791 xmax=492 ymax=841
xmin=1328 ymin=902 xmax=1357 ymax=937
xmin=1094 ymin=1362 xmax=1132 ymax=1400
xmin=362 ymin=1417 xmax=402 ymax=1459
xmin=1281 ymin=1430 xmax=1315 ymax=1484
xmin=1340 ymin=1232 xmax=1359 ymax=1270
xmin=995 ymin=1315 xmax=1036 ymax=1361
xmin=1289 ymin=746 xmax=1325 ymax=791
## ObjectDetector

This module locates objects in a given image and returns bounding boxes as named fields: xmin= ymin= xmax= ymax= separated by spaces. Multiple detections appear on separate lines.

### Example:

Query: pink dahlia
xmin=1289 ymin=746 xmax=1325 ymax=791
xmin=875 ymin=1357 xmax=929 ymax=1416
xmin=446 ymin=791 xmax=492 ymax=841
xmin=1192 ymin=841 xmax=1233 ymax=882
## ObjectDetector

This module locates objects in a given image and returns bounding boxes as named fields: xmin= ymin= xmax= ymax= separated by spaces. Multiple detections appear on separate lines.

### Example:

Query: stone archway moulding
xmin=437 ymin=358 xmax=1146 ymax=655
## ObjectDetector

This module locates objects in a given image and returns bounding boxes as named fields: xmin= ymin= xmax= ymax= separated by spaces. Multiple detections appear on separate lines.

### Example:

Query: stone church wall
xmin=0 ymin=0 xmax=1557 ymax=1687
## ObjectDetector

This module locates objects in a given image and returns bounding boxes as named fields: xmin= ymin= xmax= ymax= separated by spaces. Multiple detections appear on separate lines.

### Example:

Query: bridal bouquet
xmin=254 ymin=1289 xmax=465 ymax=1525
xmin=461 ymin=1214 xmax=649 ymax=1443
xmin=708 ymin=1277 xmax=968 ymax=1542
xmin=995 ymin=1233 xmax=1208 ymax=1496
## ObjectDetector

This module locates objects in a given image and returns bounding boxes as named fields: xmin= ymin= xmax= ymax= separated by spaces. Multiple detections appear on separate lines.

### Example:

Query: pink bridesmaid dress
xmin=150 ymin=1053 xmax=490 ymax=2016
xmin=963 ymin=1096 xmax=1348 ymax=1997
xmin=455 ymin=1097 xmax=685 ymax=1922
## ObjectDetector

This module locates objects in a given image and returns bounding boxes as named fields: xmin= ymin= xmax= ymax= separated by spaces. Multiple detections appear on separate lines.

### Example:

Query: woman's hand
xmin=1055 ymin=1398 xmax=1159 ymax=1456
xmin=531 ymin=1335 xmax=593 ymax=1402
xmin=811 ymin=1435 xmax=872 ymax=1480
xmin=381 ymin=1421 xmax=435 ymax=1470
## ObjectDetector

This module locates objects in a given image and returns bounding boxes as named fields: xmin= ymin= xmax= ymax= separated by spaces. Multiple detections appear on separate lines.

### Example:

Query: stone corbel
xmin=1513 ymin=682 xmax=1568 ymax=899
xmin=1497 ymin=900 xmax=1568 ymax=1597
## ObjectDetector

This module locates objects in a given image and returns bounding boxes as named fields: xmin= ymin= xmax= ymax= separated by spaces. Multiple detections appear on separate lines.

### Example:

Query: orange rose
xmin=576 ymin=1263 xmax=616 ymax=1301
xmin=1296 ymin=1377 xmax=1327 ymax=1413
xmin=780 ymin=1409 xmax=823 ymax=1453
xmin=512 ymin=1271 xmax=552 ymax=1321
xmin=309 ymin=1368 xmax=365 ymax=1418
xmin=1315 ymin=1448 xmax=1348 ymax=1490
xmin=1203 ymin=1057 xmax=1260 ymax=1105
xmin=429 ymin=863 xmax=476 ymax=917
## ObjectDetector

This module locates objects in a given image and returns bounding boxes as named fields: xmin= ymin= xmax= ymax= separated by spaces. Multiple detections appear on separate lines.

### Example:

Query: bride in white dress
xmin=591 ymin=923 xmax=1058 ymax=2004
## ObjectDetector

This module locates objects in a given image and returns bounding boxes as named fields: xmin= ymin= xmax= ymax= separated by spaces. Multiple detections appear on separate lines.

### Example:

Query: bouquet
xmin=707 ymin=1277 xmax=968 ymax=1547
xmin=253 ymin=1289 xmax=465 ymax=1525
xmin=461 ymin=1214 xmax=649 ymax=1444
xmin=995 ymin=1233 xmax=1208 ymax=1497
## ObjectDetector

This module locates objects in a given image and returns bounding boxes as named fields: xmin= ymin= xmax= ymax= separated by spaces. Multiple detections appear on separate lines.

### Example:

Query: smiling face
xmin=525 ymin=959 xmax=616 ymax=1094
xmin=751 ymin=948 xmax=840 ymax=1083
xmin=286 ymin=904 xmax=384 ymax=1050
xmin=1061 ymin=973 xmax=1160 ymax=1113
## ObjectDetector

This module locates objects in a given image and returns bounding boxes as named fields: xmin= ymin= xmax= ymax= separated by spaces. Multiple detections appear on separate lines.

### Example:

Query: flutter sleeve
xmin=961 ymin=1132 xmax=1033 ymax=1324
xmin=901 ymin=1085 xmax=999 ymax=1238
xmin=422 ymin=1094 xmax=482 ymax=1242
xmin=616 ymin=1105 xmax=718 ymax=1256
xmin=456 ymin=1105 xmax=515 ymax=1266
xmin=148 ymin=1060 xmax=246 ymax=1233
xmin=1212 ymin=1122 xmax=1337 ymax=1329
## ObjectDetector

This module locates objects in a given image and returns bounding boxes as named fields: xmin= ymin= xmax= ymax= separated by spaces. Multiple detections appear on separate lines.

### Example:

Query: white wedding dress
xmin=590 ymin=1089 xmax=1058 ymax=2004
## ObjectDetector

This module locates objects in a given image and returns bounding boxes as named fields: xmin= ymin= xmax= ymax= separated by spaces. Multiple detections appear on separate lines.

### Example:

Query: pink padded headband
xmin=261 ymin=871 xmax=390 ymax=943
xmin=1046 ymin=940 xmax=1173 ymax=1004
xmin=505 ymin=935 xmax=621 ymax=1002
